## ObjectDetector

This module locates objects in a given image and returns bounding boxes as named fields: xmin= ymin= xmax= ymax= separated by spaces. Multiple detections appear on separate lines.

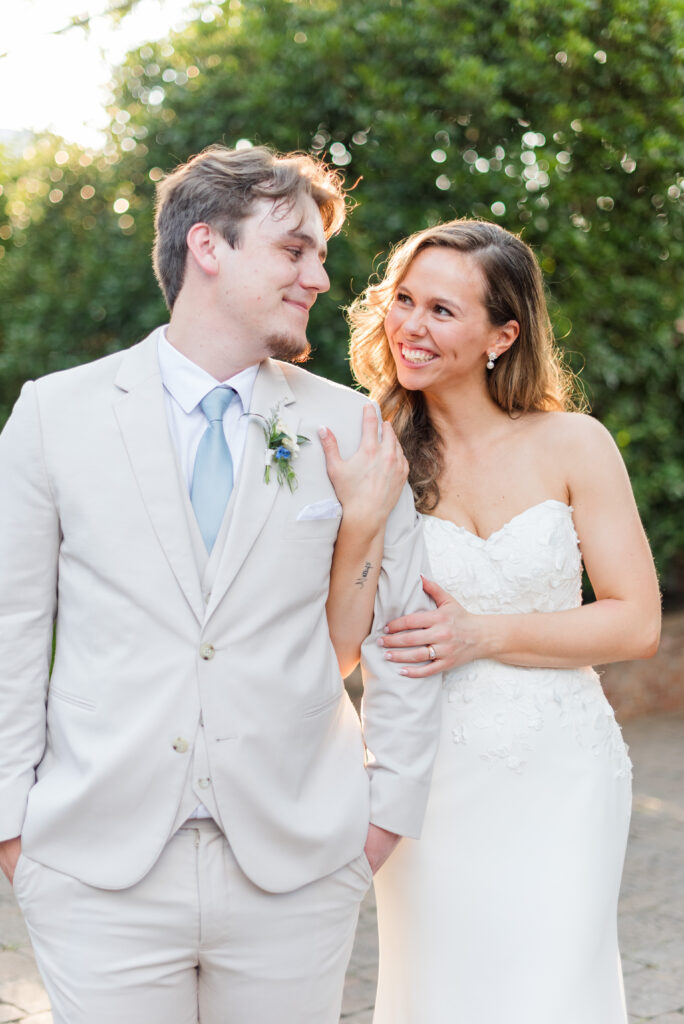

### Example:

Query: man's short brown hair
xmin=152 ymin=145 xmax=348 ymax=310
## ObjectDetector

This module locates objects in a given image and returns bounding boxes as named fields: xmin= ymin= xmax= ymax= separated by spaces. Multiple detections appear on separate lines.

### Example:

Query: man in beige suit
xmin=0 ymin=145 xmax=441 ymax=1023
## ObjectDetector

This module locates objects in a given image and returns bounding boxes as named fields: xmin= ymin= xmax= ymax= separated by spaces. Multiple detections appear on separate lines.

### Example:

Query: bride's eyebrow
xmin=432 ymin=296 xmax=464 ymax=313
xmin=395 ymin=282 xmax=464 ymax=315
xmin=418 ymin=290 xmax=465 ymax=315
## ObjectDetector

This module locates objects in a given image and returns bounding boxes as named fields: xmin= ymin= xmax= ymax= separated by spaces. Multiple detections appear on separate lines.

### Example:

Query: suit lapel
xmin=113 ymin=332 xmax=205 ymax=624
xmin=205 ymin=359 xmax=297 ymax=622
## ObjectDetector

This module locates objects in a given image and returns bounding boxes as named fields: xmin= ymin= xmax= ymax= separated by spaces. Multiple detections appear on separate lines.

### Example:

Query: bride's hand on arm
xmin=319 ymin=405 xmax=408 ymax=534
xmin=321 ymin=405 xmax=409 ymax=677
xmin=379 ymin=577 xmax=488 ymax=676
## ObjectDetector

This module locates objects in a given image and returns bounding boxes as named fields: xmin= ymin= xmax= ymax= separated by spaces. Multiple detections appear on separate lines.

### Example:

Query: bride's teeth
xmin=402 ymin=346 xmax=435 ymax=364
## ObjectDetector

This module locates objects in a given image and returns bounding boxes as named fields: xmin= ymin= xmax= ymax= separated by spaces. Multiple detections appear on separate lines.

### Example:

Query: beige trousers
xmin=14 ymin=819 xmax=372 ymax=1024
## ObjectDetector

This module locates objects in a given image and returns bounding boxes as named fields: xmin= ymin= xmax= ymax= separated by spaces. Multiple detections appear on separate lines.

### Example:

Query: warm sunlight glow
xmin=0 ymin=0 xmax=196 ymax=148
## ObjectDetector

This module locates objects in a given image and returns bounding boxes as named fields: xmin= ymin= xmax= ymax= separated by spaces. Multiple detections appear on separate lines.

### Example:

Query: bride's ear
xmin=491 ymin=319 xmax=520 ymax=358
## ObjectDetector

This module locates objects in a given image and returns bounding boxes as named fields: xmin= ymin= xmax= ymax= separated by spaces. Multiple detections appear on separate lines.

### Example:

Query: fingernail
xmin=383 ymin=626 xmax=390 ymax=634
xmin=377 ymin=637 xmax=384 ymax=647
xmin=399 ymin=669 xmax=409 ymax=676
xmin=317 ymin=426 xmax=328 ymax=439
xmin=384 ymin=652 xmax=393 ymax=661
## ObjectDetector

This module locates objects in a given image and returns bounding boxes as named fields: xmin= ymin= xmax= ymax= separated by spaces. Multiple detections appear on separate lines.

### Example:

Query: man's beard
xmin=265 ymin=332 xmax=312 ymax=364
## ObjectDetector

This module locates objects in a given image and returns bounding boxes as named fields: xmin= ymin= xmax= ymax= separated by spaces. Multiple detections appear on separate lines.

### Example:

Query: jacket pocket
xmin=48 ymin=687 xmax=96 ymax=711
xmin=301 ymin=691 xmax=342 ymax=718
xmin=283 ymin=517 xmax=341 ymax=542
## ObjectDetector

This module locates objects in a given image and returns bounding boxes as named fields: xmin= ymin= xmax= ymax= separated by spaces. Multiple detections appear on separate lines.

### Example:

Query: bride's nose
xmin=403 ymin=309 xmax=428 ymax=337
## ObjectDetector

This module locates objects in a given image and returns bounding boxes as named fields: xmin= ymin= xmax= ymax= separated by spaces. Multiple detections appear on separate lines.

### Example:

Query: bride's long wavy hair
xmin=348 ymin=219 xmax=581 ymax=512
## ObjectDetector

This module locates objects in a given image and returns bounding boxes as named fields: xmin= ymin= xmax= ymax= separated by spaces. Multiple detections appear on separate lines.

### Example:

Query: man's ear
xmin=490 ymin=319 xmax=520 ymax=358
xmin=185 ymin=222 xmax=219 ymax=277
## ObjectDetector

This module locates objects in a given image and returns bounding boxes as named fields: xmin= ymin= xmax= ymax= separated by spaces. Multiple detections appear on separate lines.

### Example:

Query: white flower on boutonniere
xmin=275 ymin=418 xmax=301 ymax=455
xmin=260 ymin=404 xmax=310 ymax=491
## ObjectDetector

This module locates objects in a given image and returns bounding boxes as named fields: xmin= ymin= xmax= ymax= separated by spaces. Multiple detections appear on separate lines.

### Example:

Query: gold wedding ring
xmin=428 ymin=645 xmax=437 ymax=661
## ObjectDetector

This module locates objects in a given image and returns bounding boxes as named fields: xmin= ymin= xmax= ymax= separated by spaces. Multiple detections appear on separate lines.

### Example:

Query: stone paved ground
xmin=1 ymin=712 xmax=682 ymax=1023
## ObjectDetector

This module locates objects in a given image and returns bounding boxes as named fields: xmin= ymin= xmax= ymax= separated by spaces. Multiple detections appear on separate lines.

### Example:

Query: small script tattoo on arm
xmin=355 ymin=562 xmax=373 ymax=589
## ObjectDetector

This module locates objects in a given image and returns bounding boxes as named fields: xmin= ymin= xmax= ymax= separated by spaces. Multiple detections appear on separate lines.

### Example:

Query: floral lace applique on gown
xmin=373 ymin=501 xmax=631 ymax=1024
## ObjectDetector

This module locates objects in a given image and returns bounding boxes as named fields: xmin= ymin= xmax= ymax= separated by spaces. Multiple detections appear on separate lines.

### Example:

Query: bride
xmin=321 ymin=219 xmax=661 ymax=1023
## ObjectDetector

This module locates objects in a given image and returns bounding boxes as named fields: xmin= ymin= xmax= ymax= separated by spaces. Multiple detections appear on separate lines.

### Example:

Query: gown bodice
xmin=421 ymin=498 xmax=581 ymax=615
xmin=421 ymin=499 xmax=631 ymax=778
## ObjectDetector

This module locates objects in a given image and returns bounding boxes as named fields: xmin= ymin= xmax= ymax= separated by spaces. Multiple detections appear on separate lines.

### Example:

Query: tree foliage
xmin=0 ymin=0 xmax=682 ymax=585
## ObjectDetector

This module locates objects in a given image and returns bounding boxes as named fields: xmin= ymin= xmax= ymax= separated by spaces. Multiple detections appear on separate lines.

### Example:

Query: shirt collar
xmin=158 ymin=328 xmax=259 ymax=415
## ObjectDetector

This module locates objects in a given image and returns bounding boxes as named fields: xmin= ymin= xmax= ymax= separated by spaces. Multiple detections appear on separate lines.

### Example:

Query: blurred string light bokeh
xmin=0 ymin=0 xmax=198 ymax=148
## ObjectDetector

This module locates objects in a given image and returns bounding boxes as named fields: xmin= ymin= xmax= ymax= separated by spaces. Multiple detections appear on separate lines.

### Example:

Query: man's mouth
xmin=284 ymin=298 xmax=311 ymax=315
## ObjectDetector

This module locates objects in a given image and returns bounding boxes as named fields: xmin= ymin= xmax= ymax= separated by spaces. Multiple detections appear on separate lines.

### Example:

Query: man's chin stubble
xmin=265 ymin=334 xmax=312 ymax=364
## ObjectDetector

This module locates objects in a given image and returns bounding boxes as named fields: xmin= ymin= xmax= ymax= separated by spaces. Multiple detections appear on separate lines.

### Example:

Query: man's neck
xmin=166 ymin=309 xmax=263 ymax=381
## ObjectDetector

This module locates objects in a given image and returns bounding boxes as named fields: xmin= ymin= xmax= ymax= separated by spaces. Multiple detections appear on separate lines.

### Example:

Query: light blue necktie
xmin=191 ymin=387 xmax=236 ymax=552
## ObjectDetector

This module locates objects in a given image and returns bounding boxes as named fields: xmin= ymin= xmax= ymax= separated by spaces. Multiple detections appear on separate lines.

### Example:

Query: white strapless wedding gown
xmin=373 ymin=500 xmax=632 ymax=1024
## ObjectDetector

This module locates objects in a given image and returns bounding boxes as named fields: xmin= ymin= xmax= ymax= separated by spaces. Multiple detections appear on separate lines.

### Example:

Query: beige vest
xmin=171 ymin=470 xmax=238 ymax=832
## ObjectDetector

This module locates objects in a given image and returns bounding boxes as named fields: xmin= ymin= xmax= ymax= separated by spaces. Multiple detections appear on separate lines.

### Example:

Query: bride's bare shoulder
xmin=524 ymin=412 xmax=624 ymax=487
xmin=526 ymin=409 xmax=615 ymax=447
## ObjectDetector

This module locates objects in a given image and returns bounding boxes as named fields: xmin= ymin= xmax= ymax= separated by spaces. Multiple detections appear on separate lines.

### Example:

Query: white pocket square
xmin=296 ymin=499 xmax=343 ymax=521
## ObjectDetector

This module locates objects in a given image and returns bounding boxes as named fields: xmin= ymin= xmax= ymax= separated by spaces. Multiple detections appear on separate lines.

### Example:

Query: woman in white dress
xmin=322 ymin=219 xmax=661 ymax=1024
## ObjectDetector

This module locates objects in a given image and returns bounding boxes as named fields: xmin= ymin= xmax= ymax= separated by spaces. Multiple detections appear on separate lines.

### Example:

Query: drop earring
xmin=486 ymin=352 xmax=497 ymax=370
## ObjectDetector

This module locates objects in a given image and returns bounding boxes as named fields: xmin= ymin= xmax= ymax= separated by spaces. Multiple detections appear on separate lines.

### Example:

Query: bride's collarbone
xmin=434 ymin=428 xmax=572 ymax=540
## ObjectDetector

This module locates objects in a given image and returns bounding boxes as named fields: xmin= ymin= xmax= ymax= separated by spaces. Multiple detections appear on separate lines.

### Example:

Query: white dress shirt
xmin=157 ymin=329 xmax=259 ymax=491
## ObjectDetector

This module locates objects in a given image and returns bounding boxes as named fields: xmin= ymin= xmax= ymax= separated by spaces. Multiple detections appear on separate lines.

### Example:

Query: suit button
xmin=198 ymin=778 xmax=210 ymax=789
xmin=172 ymin=738 xmax=189 ymax=753
xmin=200 ymin=643 xmax=215 ymax=661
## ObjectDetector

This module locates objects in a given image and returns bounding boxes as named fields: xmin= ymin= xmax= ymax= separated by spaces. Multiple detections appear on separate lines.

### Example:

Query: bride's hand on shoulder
xmin=318 ymin=404 xmax=408 ymax=536
xmin=379 ymin=577 xmax=488 ymax=676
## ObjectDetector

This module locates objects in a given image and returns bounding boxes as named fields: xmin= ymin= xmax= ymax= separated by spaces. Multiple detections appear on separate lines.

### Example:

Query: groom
xmin=0 ymin=145 xmax=441 ymax=1023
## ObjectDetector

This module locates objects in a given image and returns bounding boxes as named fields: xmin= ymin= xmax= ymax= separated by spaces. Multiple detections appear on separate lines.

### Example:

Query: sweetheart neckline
xmin=421 ymin=499 xmax=573 ymax=544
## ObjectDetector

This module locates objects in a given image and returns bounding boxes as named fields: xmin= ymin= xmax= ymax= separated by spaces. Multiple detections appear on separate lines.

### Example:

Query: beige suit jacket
xmin=0 ymin=329 xmax=441 ymax=892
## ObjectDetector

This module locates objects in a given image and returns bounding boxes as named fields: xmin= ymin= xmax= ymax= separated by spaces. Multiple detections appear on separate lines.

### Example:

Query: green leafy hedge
xmin=1 ymin=0 xmax=682 ymax=587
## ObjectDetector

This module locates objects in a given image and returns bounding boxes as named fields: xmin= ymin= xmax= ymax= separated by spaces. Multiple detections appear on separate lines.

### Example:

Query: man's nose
xmin=302 ymin=258 xmax=330 ymax=294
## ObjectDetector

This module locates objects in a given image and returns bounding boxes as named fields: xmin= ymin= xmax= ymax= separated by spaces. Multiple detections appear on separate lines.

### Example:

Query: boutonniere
xmin=261 ymin=404 xmax=310 ymax=491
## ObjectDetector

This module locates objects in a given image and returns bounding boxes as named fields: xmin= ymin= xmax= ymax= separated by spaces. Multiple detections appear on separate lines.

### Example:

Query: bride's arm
xmin=321 ymin=405 xmax=408 ymax=677
xmin=381 ymin=415 xmax=661 ymax=674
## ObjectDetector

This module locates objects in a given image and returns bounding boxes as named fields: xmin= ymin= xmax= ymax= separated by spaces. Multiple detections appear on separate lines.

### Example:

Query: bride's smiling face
xmin=384 ymin=246 xmax=516 ymax=392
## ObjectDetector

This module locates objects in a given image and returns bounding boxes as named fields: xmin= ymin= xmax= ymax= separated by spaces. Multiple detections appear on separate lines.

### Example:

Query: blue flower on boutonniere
xmin=262 ymin=405 xmax=310 ymax=491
